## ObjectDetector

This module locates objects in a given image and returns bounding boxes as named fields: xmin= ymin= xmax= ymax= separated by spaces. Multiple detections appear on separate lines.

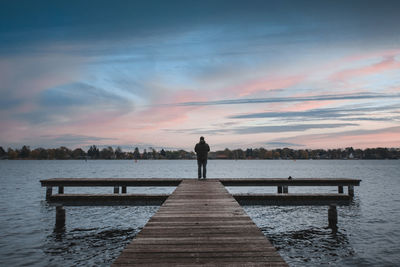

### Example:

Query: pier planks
xmin=112 ymin=179 xmax=287 ymax=266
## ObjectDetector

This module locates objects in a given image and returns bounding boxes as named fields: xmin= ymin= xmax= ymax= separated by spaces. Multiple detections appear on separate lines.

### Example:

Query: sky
xmin=1 ymin=0 xmax=400 ymax=151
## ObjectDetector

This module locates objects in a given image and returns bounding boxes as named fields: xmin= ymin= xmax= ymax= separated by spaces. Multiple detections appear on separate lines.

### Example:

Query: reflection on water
xmin=1 ymin=160 xmax=399 ymax=266
xmin=40 ymin=204 xmax=159 ymax=266
xmin=244 ymin=203 xmax=361 ymax=266
xmin=267 ymin=227 xmax=354 ymax=266
xmin=45 ymin=228 xmax=139 ymax=266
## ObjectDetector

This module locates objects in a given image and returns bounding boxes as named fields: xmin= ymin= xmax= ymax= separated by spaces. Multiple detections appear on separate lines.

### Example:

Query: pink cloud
xmin=330 ymin=54 xmax=400 ymax=82
xmin=137 ymin=89 xmax=207 ymax=128
xmin=283 ymin=100 xmax=338 ymax=112
xmin=339 ymin=49 xmax=400 ymax=64
xmin=66 ymin=89 xmax=211 ymax=147
xmin=224 ymin=74 xmax=305 ymax=97
xmin=275 ymin=126 xmax=400 ymax=149
xmin=1 ymin=54 xmax=86 ymax=117
xmin=217 ymin=49 xmax=400 ymax=102
xmin=3 ymin=47 xmax=399 ymax=150
xmin=0 ymin=120 xmax=31 ymax=145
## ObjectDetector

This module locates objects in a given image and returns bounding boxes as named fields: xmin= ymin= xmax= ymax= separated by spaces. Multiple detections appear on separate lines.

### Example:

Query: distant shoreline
xmin=1 ymin=158 xmax=399 ymax=161
xmin=1 ymin=145 xmax=399 ymax=160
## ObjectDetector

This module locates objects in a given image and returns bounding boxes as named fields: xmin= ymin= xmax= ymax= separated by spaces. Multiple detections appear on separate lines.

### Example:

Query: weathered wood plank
xmin=40 ymin=177 xmax=361 ymax=187
xmin=47 ymin=194 xmax=168 ymax=206
xmin=113 ymin=263 xmax=288 ymax=267
xmin=46 ymin=194 xmax=353 ymax=206
xmin=41 ymin=178 xmax=361 ymax=206
xmin=40 ymin=178 xmax=182 ymax=187
xmin=220 ymin=178 xmax=361 ymax=186
xmin=114 ymin=256 xmax=286 ymax=264
xmin=235 ymin=193 xmax=352 ymax=205
xmin=112 ymin=180 xmax=287 ymax=266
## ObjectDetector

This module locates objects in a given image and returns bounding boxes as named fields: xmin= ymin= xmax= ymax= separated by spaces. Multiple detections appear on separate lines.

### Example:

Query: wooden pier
xmin=41 ymin=178 xmax=361 ymax=206
xmin=112 ymin=179 xmax=287 ymax=266
xmin=40 ymin=177 xmax=361 ymax=266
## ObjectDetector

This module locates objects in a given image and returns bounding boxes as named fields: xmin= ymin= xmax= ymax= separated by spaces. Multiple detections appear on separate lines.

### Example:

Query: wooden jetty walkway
xmin=40 ymin=177 xmax=361 ymax=266
xmin=112 ymin=179 xmax=287 ymax=266
xmin=41 ymin=178 xmax=360 ymax=206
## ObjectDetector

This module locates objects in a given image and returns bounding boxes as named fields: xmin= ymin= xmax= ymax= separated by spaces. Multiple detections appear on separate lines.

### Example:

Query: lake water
xmin=0 ymin=160 xmax=399 ymax=266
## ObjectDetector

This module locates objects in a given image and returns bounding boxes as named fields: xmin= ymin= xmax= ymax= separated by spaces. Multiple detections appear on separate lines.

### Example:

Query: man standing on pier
xmin=195 ymin=136 xmax=210 ymax=179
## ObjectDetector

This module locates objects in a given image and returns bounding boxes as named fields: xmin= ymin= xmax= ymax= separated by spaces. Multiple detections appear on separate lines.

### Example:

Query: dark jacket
xmin=195 ymin=140 xmax=210 ymax=161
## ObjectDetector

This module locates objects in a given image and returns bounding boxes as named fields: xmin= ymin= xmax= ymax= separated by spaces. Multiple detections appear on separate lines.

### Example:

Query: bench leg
xmin=348 ymin=186 xmax=354 ymax=197
xmin=283 ymin=186 xmax=288 ymax=193
xmin=338 ymin=186 xmax=343 ymax=194
xmin=46 ymin=186 xmax=52 ymax=200
xmin=114 ymin=186 xmax=119 ymax=194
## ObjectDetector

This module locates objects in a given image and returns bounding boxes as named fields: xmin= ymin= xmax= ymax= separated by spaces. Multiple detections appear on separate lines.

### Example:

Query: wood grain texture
xmin=40 ymin=177 xmax=361 ymax=187
xmin=112 ymin=180 xmax=288 ymax=266
xmin=47 ymin=193 xmax=352 ymax=206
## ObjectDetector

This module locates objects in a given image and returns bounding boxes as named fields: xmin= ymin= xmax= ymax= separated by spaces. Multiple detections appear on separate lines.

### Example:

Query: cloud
xmin=2 ymin=2 xmax=400 ymax=150
xmin=342 ymin=117 xmax=400 ymax=122
xmin=231 ymin=109 xmax=351 ymax=119
xmin=330 ymin=55 xmax=400 ymax=82
xmin=39 ymin=82 xmax=128 ymax=107
xmin=229 ymin=104 xmax=400 ymax=121
xmin=0 ymin=97 xmax=23 ymax=111
xmin=232 ymin=123 xmax=358 ymax=135
xmin=17 ymin=82 xmax=134 ymax=125
xmin=2 ymin=0 xmax=400 ymax=52
xmin=265 ymin=141 xmax=303 ymax=148
xmin=166 ymin=123 xmax=358 ymax=135
xmin=39 ymin=134 xmax=116 ymax=145
xmin=225 ymin=75 xmax=305 ymax=97
xmin=269 ymin=126 xmax=400 ymax=149
xmin=32 ymin=136 xmax=175 ymax=151
xmin=172 ymin=92 xmax=400 ymax=107
xmin=319 ymin=126 xmax=400 ymax=138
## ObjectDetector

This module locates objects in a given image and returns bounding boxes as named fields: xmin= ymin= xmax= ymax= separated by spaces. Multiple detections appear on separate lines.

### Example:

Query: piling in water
xmin=348 ymin=186 xmax=354 ymax=197
xmin=54 ymin=206 xmax=66 ymax=232
xmin=328 ymin=204 xmax=338 ymax=231
xmin=46 ymin=187 xmax=52 ymax=200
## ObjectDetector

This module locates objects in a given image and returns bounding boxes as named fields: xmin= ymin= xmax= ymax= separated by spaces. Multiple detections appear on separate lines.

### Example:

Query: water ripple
xmin=1 ymin=160 xmax=399 ymax=266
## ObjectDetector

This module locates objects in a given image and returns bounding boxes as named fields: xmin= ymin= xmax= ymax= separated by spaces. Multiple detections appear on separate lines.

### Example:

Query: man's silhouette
xmin=194 ymin=136 xmax=210 ymax=179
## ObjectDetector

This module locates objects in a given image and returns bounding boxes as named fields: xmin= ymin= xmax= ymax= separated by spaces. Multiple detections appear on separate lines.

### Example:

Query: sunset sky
xmin=1 ymin=0 xmax=400 ymax=151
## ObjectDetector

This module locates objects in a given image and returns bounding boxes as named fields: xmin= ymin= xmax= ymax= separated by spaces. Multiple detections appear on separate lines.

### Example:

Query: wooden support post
xmin=54 ymin=206 xmax=66 ymax=232
xmin=122 ymin=186 xmax=127 ymax=194
xmin=328 ymin=204 xmax=338 ymax=231
xmin=338 ymin=186 xmax=344 ymax=194
xmin=348 ymin=185 xmax=354 ymax=197
xmin=277 ymin=186 xmax=283 ymax=193
xmin=283 ymin=186 xmax=288 ymax=193
xmin=114 ymin=186 xmax=119 ymax=194
xmin=46 ymin=186 xmax=52 ymax=200
xmin=58 ymin=186 xmax=64 ymax=194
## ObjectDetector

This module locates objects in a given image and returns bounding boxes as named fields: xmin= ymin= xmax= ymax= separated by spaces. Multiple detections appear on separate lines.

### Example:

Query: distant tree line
xmin=0 ymin=145 xmax=399 ymax=160
xmin=0 ymin=145 xmax=196 ymax=160
xmin=208 ymin=147 xmax=400 ymax=160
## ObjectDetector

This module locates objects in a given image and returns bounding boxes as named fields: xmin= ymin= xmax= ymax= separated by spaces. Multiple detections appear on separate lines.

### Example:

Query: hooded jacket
xmin=195 ymin=140 xmax=210 ymax=161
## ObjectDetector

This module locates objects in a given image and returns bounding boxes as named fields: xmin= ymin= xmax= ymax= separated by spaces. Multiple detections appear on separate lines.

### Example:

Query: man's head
xmin=200 ymin=136 xmax=205 ymax=141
